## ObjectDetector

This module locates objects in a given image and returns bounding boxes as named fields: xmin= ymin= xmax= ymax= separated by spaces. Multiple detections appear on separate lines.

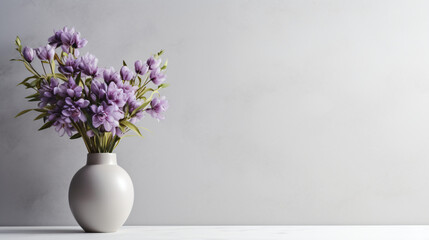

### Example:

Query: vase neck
xmin=87 ymin=153 xmax=117 ymax=165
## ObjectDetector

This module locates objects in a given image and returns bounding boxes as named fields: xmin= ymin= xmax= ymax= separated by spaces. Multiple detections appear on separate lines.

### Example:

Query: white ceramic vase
xmin=69 ymin=153 xmax=134 ymax=233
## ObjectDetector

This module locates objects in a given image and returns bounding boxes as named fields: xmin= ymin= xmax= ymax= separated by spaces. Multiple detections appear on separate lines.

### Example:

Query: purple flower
xmin=22 ymin=46 xmax=34 ymax=63
xmin=150 ymin=68 xmax=166 ymax=85
xmin=58 ymin=55 xmax=80 ymax=76
xmin=129 ymin=99 xmax=142 ymax=112
xmin=134 ymin=60 xmax=148 ymax=75
xmin=47 ymin=102 xmax=76 ymax=137
xmin=61 ymin=32 xmax=87 ymax=51
xmin=106 ymin=82 xmax=127 ymax=107
xmin=59 ymin=27 xmax=75 ymax=47
xmin=62 ymin=97 xmax=88 ymax=122
xmin=52 ymin=118 xmax=75 ymax=137
xmin=120 ymin=82 xmax=138 ymax=102
xmin=90 ymin=80 xmax=107 ymax=101
xmin=64 ymin=97 xmax=90 ymax=109
xmin=114 ymin=127 xmax=125 ymax=137
xmin=90 ymin=103 xmax=124 ymax=132
xmin=49 ymin=27 xmax=88 ymax=51
xmin=39 ymin=78 xmax=59 ymax=108
xmin=103 ymin=67 xmax=121 ymax=84
xmin=129 ymin=99 xmax=145 ymax=124
xmin=79 ymin=53 xmax=99 ymax=77
xmin=120 ymin=66 xmax=134 ymax=81
xmin=57 ymin=78 xmax=83 ymax=98
xmin=146 ymin=96 xmax=169 ymax=121
xmin=71 ymin=32 xmax=88 ymax=49
xmin=146 ymin=56 xmax=161 ymax=70
xmin=87 ymin=130 xmax=95 ymax=137
xmin=48 ymin=29 xmax=63 ymax=47
xmin=36 ymin=44 xmax=55 ymax=61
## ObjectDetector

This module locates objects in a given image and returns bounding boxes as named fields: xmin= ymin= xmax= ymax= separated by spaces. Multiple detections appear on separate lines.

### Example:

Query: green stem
xmin=18 ymin=51 xmax=41 ymax=77
xmin=110 ymin=136 xmax=120 ymax=152
xmin=25 ymin=61 xmax=41 ymax=77
xmin=71 ymin=122 xmax=91 ymax=152
xmin=49 ymin=60 xmax=56 ymax=78
xmin=142 ymin=75 xmax=151 ymax=87
xmin=41 ymin=62 xmax=47 ymax=75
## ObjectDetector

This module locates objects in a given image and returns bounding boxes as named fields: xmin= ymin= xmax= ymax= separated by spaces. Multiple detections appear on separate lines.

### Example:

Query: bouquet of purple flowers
xmin=12 ymin=27 xmax=169 ymax=153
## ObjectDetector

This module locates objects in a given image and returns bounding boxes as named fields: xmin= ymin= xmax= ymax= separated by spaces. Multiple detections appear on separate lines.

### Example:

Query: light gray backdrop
xmin=1 ymin=0 xmax=429 ymax=225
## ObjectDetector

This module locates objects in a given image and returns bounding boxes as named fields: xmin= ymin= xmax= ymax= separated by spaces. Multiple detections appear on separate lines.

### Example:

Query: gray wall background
xmin=1 ymin=0 xmax=429 ymax=225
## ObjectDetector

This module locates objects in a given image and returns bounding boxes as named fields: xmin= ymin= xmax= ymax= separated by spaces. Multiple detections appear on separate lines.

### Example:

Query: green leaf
xmin=156 ymin=49 xmax=164 ymax=57
xmin=161 ymin=59 xmax=168 ymax=70
xmin=10 ymin=59 xmax=24 ymax=62
xmin=70 ymin=133 xmax=82 ymax=139
xmin=131 ymin=100 xmax=151 ymax=116
xmin=28 ymin=78 xmax=39 ymax=88
xmin=25 ymin=93 xmax=39 ymax=99
xmin=137 ymin=82 xmax=166 ymax=99
xmin=137 ymin=87 xmax=154 ymax=98
xmin=118 ymin=124 xmax=125 ymax=133
xmin=54 ymin=53 xmax=63 ymax=65
xmin=15 ymin=36 xmax=21 ymax=47
xmin=134 ymin=87 xmax=162 ymax=113
xmin=38 ymin=121 xmax=54 ymax=131
xmin=121 ymin=121 xmax=142 ymax=137
xmin=50 ymin=60 xmax=56 ymax=78
xmin=46 ymin=73 xmax=67 ymax=81
xmin=124 ymin=104 xmax=129 ymax=117
xmin=58 ymin=73 xmax=68 ymax=81
xmin=15 ymin=109 xmax=33 ymax=118
xmin=33 ymin=112 xmax=48 ymax=121
xmin=123 ymin=60 xmax=127 ymax=66
xmin=75 ymin=72 xmax=82 ymax=86
xmin=33 ymin=108 xmax=48 ymax=113
xmin=17 ymin=76 xmax=38 ymax=86
xmin=85 ymin=78 xmax=92 ymax=87
xmin=158 ymin=83 xmax=170 ymax=89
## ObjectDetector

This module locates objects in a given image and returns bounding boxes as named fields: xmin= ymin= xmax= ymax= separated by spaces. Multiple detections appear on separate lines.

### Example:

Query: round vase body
xmin=69 ymin=153 xmax=134 ymax=233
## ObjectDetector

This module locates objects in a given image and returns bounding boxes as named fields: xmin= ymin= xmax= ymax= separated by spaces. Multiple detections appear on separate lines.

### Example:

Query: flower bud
xmin=120 ymin=66 xmax=134 ymax=81
xmin=146 ymin=56 xmax=161 ymax=70
xmin=134 ymin=60 xmax=148 ymax=75
xmin=22 ymin=46 xmax=34 ymax=63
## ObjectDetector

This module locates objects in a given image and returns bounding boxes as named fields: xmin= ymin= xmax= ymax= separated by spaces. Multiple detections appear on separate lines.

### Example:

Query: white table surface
xmin=0 ymin=226 xmax=429 ymax=239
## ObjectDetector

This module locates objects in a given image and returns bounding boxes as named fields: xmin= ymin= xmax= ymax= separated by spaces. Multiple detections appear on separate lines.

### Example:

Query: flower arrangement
xmin=12 ymin=27 xmax=169 ymax=153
